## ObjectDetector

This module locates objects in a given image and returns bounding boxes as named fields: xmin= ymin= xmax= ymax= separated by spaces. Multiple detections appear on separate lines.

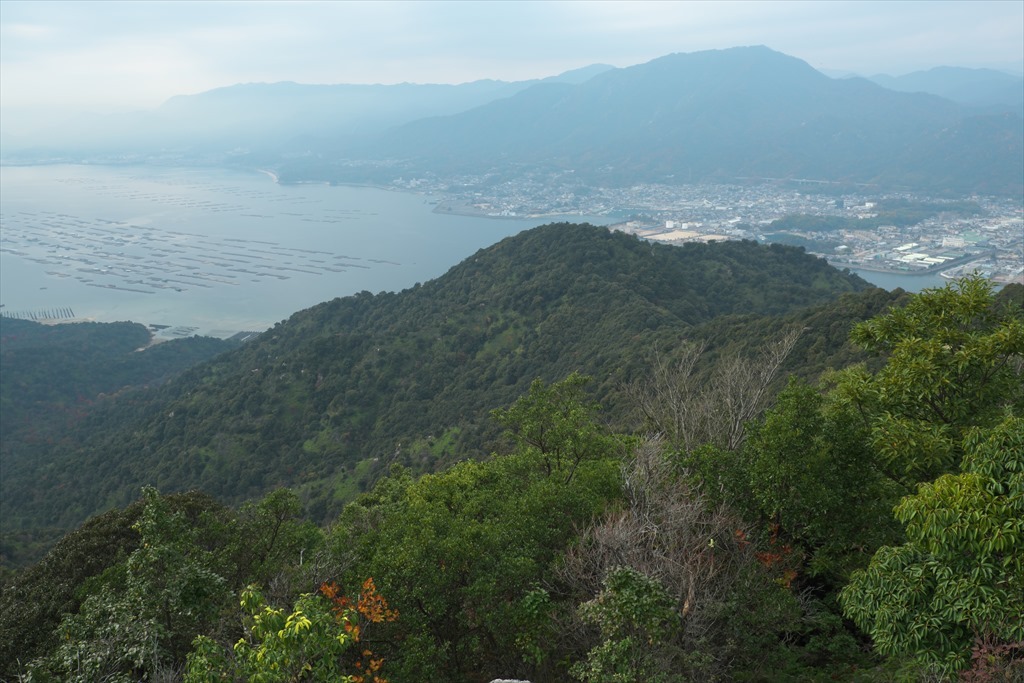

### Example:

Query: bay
xmin=0 ymin=165 xmax=608 ymax=337
xmin=848 ymin=268 xmax=949 ymax=293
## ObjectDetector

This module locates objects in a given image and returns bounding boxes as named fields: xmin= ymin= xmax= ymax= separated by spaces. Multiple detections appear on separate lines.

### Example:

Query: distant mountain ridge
xmin=0 ymin=65 xmax=614 ymax=158
xmin=867 ymin=66 xmax=1024 ymax=112
xmin=354 ymin=46 xmax=1022 ymax=195
xmin=152 ymin=64 xmax=617 ymax=150
xmin=2 ymin=47 xmax=1020 ymax=197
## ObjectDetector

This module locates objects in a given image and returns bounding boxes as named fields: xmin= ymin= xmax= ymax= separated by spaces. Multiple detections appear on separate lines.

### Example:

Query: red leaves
xmin=357 ymin=577 xmax=399 ymax=624
xmin=751 ymin=524 xmax=798 ymax=589
xmin=318 ymin=577 xmax=398 ymax=683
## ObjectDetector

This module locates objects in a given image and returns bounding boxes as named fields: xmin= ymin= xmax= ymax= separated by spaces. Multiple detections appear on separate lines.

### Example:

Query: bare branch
xmin=628 ymin=327 xmax=801 ymax=452
xmin=558 ymin=436 xmax=758 ymax=661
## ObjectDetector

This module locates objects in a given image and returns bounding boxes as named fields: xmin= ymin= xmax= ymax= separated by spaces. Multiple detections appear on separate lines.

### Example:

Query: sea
xmin=847 ymin=268 xmax=947 ymax=293
xmin=1 ymin=165 xmax=949 ymax=340
xmin=0 ymin=165 xmax=609 ymax=338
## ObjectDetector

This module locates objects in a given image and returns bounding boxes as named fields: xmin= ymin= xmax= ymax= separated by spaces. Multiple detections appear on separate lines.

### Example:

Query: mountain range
xmin=351 ymin=47 xmax=1022 ymax=194
xmin=0 ymin=64 xmax=612 ymax=159
xmin=867 ymin=66 xmax=1024 ymax=112
xmin=3 ymin=47 xmax=1021 ymax=196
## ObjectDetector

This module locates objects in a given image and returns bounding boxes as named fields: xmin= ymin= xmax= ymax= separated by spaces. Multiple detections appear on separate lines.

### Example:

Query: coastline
xmin=431 ymin=200 xmax=613 ymax=224
xmin=1 ymin=163 xmax=537 ymax=338
xmin=835 ymin=250 xmax=995 ymax=277
xmin=249 ymin=169 xmax=617 ymax=226
xmin=256 ymin=168 xmax=279 ymax=183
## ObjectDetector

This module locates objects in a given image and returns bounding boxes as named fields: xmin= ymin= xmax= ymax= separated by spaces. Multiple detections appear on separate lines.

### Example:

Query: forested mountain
xmin=3 ymin=276 xmax=1020 ymax=683
xmin=0 ymin=318 xmax=236 ymax=446
xmin=0 ymin=223 xmax=879 ymax=550
xmin=0 ymin=320 xmax=238 ymax=568
xmin=353 ymin=46 xmax=1023 ymax=195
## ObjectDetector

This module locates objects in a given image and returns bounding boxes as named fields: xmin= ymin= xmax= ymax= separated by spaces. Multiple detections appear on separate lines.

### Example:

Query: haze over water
xmin=0 ymin=165 xmax=608 ymax=336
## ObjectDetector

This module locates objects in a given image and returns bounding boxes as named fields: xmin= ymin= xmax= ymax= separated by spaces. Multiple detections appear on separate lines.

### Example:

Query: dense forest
xmin=1 ymin=224 xmax=878 ymax=544
xmin=1 ymin=224 xmax=1021 ymax=681
xmin=0 ymin=318 xmax=237 ymax=448
xmin=0 ymin=321 xmax=238 ymax=568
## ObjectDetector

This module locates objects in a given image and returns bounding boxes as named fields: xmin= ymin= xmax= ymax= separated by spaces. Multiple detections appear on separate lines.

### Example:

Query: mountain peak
xmin=645 ymin=45 xmax=822 ymax=73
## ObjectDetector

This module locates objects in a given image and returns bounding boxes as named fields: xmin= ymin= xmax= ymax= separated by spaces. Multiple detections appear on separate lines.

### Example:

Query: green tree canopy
xmin=836 ymin=276 xmax=1024 ymax=483
xmin=841 ymin=416 xmax=1024 ymax=674
xmin=833 ymin=277 xmax=1024 ymax=676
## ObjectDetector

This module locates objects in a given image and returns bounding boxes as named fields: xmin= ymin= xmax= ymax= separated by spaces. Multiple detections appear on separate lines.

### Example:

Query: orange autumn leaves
xmin=320 ymin=578 xmax=399 ymax=683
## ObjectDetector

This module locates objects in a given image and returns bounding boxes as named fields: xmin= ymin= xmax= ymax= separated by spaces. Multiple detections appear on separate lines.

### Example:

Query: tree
xmin=738 ymin=378 xmax=902 ymax=581
xmin=332 ymin=451 xmax=620 ymax=682
xmin=835 ymin=276 xmax=1024 ymax=484
xmin=185 ymin=578 xmax=397 ymax=683
xmin=628 ymin=328 xmax=801 ymax=453
xmin=571 ymin=567 xmax=683 ymax=683
xmin=682 ymin=277 xmax=1023 ymax=677
xmin=231 ymin=488 xmax=323 ymax=590
xmin=325 ymin=376 xmax=623 ymax=682
xmin=834 ymin=277 xmax=1024 ymax=675
xmin=23 ymin=487 xmax=229 ymax=682
xmin=492 ymin=372 xmax=619 ymax=484
xmin=560 ymin=437 xmax=804 ymax=682
xmin=841 ymin=416 xmax=1024 ymax=675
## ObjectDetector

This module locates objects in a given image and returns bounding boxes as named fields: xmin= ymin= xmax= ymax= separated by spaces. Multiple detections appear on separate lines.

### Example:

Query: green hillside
xmin=0 ymin=223 xmax=873 ymax=542
xmin=0 ymin=318 xmax=236 ymax=445
xmin=0 ymin=320 xmax=238 ymax=568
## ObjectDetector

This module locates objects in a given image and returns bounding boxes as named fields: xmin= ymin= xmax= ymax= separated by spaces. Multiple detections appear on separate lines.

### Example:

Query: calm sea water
xmin=0 ymin=165 xmax=607 ymax=336
xmin=848 ymin=268 xmax=948 ymax=293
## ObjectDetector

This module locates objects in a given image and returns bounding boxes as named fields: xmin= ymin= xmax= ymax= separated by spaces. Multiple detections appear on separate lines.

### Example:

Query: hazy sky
xmin=1 ymin=0 xmax=1022 ymax=112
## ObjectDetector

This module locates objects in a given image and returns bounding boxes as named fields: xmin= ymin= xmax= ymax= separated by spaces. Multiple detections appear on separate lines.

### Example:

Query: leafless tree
xmin=556 ymin=437 xmax=768 ymax=679
xmin=628 ymin=327 xmax=801 ymax=452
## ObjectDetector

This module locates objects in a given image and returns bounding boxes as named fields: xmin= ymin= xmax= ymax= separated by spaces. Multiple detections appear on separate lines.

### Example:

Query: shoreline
xmin=256 ymin=168 xmax=279 ymax=183
xmin=2 ymin=163 xmax=529 ymax=338
xmin=431 ymin=201 xmax=612 ymax=223
xmin=248 ymin=172 xmax=598 ymax=223
xmin=835 ymin=262 xmax=951 ymax=276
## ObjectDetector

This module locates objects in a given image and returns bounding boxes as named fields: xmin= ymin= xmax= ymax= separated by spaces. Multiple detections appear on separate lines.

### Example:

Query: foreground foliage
xmin=5 ymin=272 xmax=1021 ymax=681
xmin=329 ymin=375 xmax=623 ymax=681
xmin=186 ymin=579 xmax=397 ymax=683
xmin=7 ymin=488 xmax=320 ymax=682
xmin=842 ymin=417 xmax=1024 ymax=675
xmin=833 ymin=279 xmax=1024 ymax=676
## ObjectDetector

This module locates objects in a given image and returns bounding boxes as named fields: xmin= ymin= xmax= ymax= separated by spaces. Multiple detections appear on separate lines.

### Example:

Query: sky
xmin=1 ymin=0 xmax=1022 ymax=113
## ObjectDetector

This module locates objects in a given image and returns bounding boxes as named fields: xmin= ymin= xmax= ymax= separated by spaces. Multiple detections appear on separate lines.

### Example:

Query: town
xmin=401 ymin=171 xmax=1023 ymax=285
